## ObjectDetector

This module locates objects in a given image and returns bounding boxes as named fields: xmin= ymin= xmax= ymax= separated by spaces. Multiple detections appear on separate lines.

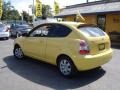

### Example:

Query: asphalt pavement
xmin=0 ymin=39 xmax=120 ymax=90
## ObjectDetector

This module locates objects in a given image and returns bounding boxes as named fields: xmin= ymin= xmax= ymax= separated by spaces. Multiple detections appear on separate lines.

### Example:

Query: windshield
xmin=18 ymin=25 xmax=31 ymax=29
xmin=15 ymin=24 xmax=32 ymax=28
xmin=78 ymin=26 xmax=105 ymax=37
xmin=0 ymin=24 xmax=4 ymax=27
xmin=17 ymin=25 xmax=32 ymax=32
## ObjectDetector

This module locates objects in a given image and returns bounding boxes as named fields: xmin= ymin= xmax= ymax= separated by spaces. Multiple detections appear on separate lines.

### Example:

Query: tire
xmin=93 ymin=66 xmax=102 ymax=70
xmin=3 ymin=37 xmax=9 ymax=40
xmin=57 ymin=56 xmax=77 ymax=77
xmin=13 ymin=45 xmax=24 ymax=59
xmin=5 ymin=37 xmax=9 ymax=40
xmin=16 ymin=32 xmax=22 ymax=38
xmin=16 ymin=33 xmax=19 ymax=38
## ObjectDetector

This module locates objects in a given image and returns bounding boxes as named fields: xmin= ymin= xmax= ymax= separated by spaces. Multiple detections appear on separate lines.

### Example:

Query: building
xmin=55 ymin=0 xmax=120 ymax=35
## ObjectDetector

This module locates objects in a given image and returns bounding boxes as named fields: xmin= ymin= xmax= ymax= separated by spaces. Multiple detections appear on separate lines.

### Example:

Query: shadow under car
xmin=3 ymin=55 xmax=106 ymax=90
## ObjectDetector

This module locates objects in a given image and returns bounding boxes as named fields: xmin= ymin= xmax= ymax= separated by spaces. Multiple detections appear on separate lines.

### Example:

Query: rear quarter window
xmin=78 ymin=26 xmax=105 ymax=37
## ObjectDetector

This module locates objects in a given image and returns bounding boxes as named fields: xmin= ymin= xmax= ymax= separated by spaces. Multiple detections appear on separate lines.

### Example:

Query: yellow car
xmin=13 ymin=22 xmax=112 ymax=77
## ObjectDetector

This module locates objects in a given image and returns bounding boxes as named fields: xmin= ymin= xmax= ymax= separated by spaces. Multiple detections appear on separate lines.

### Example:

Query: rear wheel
xmin=57 ymin=56 xmax=77 ymax=77
xmin=3 ymin=37 xmax=9 ymax=40
xmin=13 ymin=46 xmax=24 ymax=59
xmin=94 ymin=66 xmax=102 ymax=70
xmin=5 ymin=37 xmax=9 ymax=40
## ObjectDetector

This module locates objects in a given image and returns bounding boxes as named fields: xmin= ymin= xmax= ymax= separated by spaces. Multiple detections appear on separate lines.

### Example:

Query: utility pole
xmin=32 ymin=0 xmax=35 ymax=22
xmin=87 ymin=0 xmax=89 ymax=3
xmin=21 ymin=13 xmax=23 ymax=21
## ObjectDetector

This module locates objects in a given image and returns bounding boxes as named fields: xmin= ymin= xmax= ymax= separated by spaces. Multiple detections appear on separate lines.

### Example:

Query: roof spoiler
xmin=78 ymin=24 xmax=97 ymax=28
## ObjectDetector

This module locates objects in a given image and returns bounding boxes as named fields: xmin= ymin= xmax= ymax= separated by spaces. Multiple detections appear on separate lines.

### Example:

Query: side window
xmin=41 ymin=26 xmax=49 ymax=37
xmin=29 ymin=27 xmax=42 ymax=37
xmin=42 ymin=25 xmax=54 ymax=37
xmin=53 ymin=24 xmax=71 ymax=37
xmin=29 ymin=24 xmax=53 ymax=37
xmin=29 ymin=24 xmax=71 ymax=37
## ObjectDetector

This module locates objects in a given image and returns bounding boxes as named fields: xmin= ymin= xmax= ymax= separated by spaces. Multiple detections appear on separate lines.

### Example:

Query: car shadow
xmin=3 ymin=56 xmax=106 ymax=90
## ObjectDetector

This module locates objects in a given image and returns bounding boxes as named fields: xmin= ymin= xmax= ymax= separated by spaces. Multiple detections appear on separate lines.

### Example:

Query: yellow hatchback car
xmin=13 ymin=22 xmax=112 ymax=77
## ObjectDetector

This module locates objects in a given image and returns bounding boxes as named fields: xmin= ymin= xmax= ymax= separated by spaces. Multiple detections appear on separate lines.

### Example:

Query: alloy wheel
xmin=59 ymin=59 xmax=72 ymax=76
xmin=14 ymin=47 xmax=24 ymax=59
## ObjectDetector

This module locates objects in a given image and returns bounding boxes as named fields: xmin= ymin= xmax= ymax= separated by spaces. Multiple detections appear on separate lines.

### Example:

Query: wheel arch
xmin=13 ymin=43 xmax=25 ymax=59
xmin=14 ymin=43 xmax=21 ymax=48
xmin=56 ymin=54 xmax=78 ymax=76
xmin=56 ymin=54 xmax=75 ymax=66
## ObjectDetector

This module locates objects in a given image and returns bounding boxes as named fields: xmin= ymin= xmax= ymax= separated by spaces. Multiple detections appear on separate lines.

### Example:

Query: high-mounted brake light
xmin=79 ymin=40 xmax=89 ymax=55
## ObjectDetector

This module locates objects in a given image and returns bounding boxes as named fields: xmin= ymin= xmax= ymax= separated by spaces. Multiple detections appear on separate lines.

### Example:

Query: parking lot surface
xmin=0 ymin=39 xmax=120 ymax=90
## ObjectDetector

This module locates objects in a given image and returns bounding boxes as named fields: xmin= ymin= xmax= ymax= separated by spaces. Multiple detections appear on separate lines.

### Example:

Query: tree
xmin=7 ymin=10 xmax=20 ymax=20
xmin=42 ymin=4 xmax=52 ymax=19
xmin=21 ymin=11 xmax=33 ymax=22
xmin=21 ymin=11 xmax=29 ymax=22
xmin=29 ymin=4 xmax=52 ymax=19
xmin=28 ymin=16 xmax=33 ymax=22
xmin=1 ymin=1 xmax=20 ymax=20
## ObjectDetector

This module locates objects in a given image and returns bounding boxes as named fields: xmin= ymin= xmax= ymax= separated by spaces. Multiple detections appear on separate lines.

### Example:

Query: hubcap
xmin=59 ymin=59 xmax=71 ymax=75
xmin=14 ymin=48 xmax=23 ymax=59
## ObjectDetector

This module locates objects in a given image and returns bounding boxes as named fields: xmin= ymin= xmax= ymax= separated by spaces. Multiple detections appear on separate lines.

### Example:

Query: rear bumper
xmin=0 ymin=32 xmax=10 ymax=38
xmin=72 ymin=49 xmax=113 ymax=71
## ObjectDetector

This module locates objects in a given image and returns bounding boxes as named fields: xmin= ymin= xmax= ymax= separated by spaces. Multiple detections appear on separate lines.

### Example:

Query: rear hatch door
xmin=78 ymin=26 xmax=110 ymax=55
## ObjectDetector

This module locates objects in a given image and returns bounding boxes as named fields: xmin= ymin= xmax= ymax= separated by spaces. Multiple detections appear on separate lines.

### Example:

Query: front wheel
xmin=57 ymin=56 xmax=77 ymax=77
xmin=13 ymin=46 xmax=24 ymax=59
xmin=16 ymin=32 xmax=21 ymax=38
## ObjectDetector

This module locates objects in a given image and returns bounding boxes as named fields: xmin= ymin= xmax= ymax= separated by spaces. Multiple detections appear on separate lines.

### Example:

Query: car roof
xmin=43 ymin=21 xmax=85 ymax=28
xmin=57 ymin=21 xmax=85 ymax=27
xmin=34 ymin=21 xmax=95 ymax=29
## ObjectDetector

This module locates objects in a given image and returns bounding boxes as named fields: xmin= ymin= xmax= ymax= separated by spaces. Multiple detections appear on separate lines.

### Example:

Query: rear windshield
xmin=0 ymin=24 xmax=4 ymax=28
xmin=78 ymin=26 xmax=105 ymax=37
xmin=0 ymin=24 xmax=6 ymax=31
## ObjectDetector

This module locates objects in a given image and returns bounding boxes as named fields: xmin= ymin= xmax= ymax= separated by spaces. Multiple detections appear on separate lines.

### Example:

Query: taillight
xmin=79 ymin=40 xmax=89 ymax=55
xmin=6 ymin=28 xmax=10 ymax=32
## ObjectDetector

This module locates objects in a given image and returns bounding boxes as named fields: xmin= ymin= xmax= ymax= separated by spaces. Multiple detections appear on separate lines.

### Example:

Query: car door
xmin=45 ymin=24 xmax=72 ymax=64
xmin=22 ymin=24 xmax=48 ymax=60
